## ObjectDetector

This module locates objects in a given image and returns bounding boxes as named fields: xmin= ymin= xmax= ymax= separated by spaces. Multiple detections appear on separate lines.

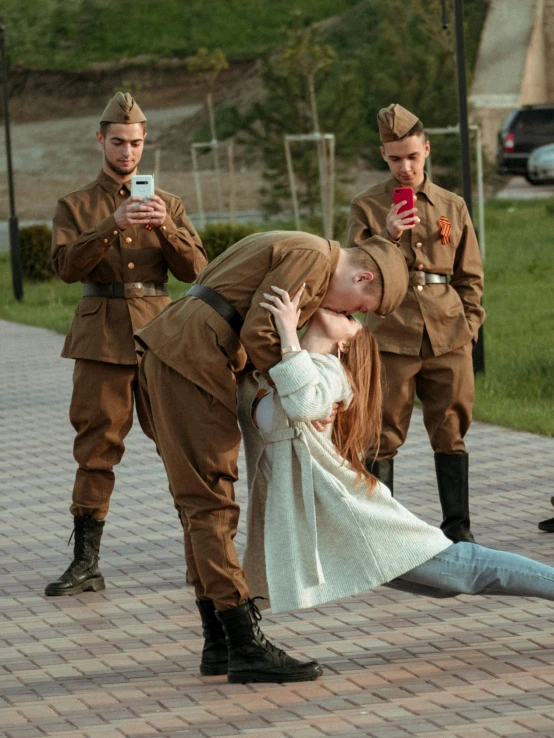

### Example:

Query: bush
xmin=20 ymin=225 xmax=54 ymax=281
xmin=199 ymin=222 xmax=259 ymax=261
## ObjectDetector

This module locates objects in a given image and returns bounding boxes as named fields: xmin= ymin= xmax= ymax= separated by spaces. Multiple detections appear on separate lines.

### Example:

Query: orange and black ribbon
xmin=437 ymin=216 xmax=451 ymax=244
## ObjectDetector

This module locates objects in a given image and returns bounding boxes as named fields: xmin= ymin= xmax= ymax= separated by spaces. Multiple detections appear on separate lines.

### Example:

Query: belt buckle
xmin=411 ymin=270 xmax=425 ymax=287
xmin=124 ymin=282 xmax=143 ymax=298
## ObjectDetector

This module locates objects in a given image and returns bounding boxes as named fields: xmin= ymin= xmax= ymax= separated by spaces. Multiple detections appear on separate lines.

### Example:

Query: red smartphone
xmin=393 ymin=186 xmax=415 ymax=214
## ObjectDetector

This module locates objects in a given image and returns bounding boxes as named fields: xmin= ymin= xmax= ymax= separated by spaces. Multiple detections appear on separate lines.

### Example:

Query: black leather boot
xmin=196 ymin=598 xmax=228 ymax=675
xmin=435 ymin=452 xmax=476 ymax=543
xmin=216 ymin=599 xmax=323 ymax=683
xmin=44 ymin=516 xmax=106 ymax=596
xmin=367 ymin=458 xmax=394 ymax=496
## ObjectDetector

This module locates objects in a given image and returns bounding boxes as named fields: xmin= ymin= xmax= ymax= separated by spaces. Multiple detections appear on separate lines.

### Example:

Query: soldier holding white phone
xmin=45 ymin=93 xmax=207 ymax=597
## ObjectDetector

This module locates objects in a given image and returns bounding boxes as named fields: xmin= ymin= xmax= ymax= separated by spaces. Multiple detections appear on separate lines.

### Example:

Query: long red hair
xmin=331 ymin=324 xmax=382 ymax=493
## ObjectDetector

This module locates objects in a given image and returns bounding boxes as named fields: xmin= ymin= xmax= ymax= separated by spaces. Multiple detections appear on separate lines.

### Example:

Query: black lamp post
xmin=0 ymin=24 xmax=23 ymax=302
xmin=442 ymin=0 xmax=484 ymax=373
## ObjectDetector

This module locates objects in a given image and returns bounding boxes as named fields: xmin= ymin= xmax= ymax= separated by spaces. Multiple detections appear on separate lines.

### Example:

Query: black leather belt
xmin=409 ymin=271 xmax=448 ymax=287
xmin=83 ymin=282 xmax=168 ymax=298
xmin=187 ymin=284 xmax=244 ymax=336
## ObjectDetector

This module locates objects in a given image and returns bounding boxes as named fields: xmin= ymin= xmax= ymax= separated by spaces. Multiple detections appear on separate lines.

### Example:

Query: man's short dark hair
xmin=349 ymin=248 xmax=384 ymax=295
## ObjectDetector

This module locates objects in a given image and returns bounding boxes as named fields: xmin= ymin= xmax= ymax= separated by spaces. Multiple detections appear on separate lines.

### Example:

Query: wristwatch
xmin=281 ymin=344 xmax=301 ymax=356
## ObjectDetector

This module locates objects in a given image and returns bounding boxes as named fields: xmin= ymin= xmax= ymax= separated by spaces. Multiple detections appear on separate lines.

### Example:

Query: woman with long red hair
xmin=238 ymin=285 xmax=554 ymax=616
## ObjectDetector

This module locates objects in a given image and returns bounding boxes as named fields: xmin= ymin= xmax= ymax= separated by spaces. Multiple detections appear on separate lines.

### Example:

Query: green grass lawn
xmin=473 ymin=200 xmax=554 ymax=437
xmin=1 ymin=199 xmax=553 ymax=436
xmin=6 ymin=0 xmax=363 ymax=69
xmin=0 ymin=259 xmax=189 ymax=334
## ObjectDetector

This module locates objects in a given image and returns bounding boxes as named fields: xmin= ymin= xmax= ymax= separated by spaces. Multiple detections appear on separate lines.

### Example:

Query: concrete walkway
xmin=496 ymin=176 xmax=554 ymax=200
xmin=2 ymin=319 xmax=554 ymax=738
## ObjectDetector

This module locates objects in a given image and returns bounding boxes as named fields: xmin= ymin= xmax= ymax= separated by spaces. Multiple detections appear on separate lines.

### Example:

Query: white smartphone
xmin=131 ymin=174 xmax=155 ymax=199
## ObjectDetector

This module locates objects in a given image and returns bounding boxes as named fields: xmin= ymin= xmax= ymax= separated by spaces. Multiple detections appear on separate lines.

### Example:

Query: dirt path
xmin=0 ymin=59 xmax=275 ymax=220
xmin=0 ymin=103 xmax=266 ymax=220
xmin=0 ymin=102 xmax=380 ymax=223
xmin=0 ymin=57 xmax=381 ymax=224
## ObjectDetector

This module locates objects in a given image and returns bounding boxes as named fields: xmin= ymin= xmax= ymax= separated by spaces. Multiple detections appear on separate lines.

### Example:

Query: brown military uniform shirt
xmin=52 ymin=170 xmax=207 ymax=365
xmin=345 ymin=174 xmax=484 ymax=357
xmin=136 ymin=231 xmax=349 ymax=414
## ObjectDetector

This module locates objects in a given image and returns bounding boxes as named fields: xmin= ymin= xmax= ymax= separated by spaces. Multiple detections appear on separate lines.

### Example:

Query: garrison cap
xmin=358 ymin=236 xmax=408 ymax=316
xmin=100 ymin=92 xmax=147 ymax=125
xmin=377 ymin=103 xmax=420 ymax=143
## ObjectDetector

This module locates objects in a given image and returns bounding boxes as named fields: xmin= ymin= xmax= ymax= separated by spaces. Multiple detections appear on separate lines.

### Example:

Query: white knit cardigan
xmin=237 ymin=351 xmax=451 ymax=614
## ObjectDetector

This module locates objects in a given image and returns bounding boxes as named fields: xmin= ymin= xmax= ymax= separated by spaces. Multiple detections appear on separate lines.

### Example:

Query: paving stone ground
xmin=1 ymin=319 xmax=554 ymax=738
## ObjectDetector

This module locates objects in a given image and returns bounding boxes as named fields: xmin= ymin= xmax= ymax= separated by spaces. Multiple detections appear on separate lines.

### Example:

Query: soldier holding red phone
xmin=345 ymin=103 xmax=485 ymax=544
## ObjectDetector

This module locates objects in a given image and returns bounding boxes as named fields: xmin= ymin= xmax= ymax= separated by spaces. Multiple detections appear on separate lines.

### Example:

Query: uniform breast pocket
xmin=75 ymin=297 xmax=103 ymax=316
xmin=428 ymin=224 xmax=461 ymax=270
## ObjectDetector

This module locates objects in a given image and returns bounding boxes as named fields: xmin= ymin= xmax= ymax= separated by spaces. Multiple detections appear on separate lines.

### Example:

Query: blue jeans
xmin=387 ymin=543 xmax=554 ymax=601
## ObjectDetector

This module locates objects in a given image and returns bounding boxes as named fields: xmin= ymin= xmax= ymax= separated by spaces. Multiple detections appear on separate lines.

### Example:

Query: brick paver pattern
xmin=2 ymin=319 xmax=554 ymax=738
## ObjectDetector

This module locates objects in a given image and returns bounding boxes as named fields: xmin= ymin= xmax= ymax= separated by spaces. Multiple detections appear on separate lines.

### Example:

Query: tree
xmin=275 ymin=15 xmax=337 ymax=235
xmin=275 ymin=13 xmax=336 ymax=135
xmin=186 ymin=48 xmax=229 ymax=142
xmin=186 ymin=48 xmax=230 ymax=217
xmin=322 ymin=0 xmax=488 ymax=187
xmin=240 ymin=13 xmax=357 ymax=216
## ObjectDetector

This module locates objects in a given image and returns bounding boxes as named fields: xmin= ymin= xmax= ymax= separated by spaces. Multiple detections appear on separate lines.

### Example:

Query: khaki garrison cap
xmin=358 ymin=236 xmax=408 ymax=316
xmin=100 ymin=92 xmax=147 ymax=124
xmin=377 ymin=103 xmax=420 ymax=143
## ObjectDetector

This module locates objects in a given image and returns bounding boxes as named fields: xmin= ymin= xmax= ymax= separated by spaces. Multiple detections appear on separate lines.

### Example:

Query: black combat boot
xmin=196 ymin=598 xmax=228 ymax=675
xmin=435 ymin=452 xmax=476 ymax=543
xmin=44 ymin=516 xmax=106 ymax=596
xmin=367 ymin=458 xmax=394 ymax=496
xmin=216 ymin=599 xmax=323 ymax=684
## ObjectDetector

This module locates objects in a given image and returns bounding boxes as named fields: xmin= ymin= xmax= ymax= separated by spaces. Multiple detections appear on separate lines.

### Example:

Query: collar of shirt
xmin=97 ymin=169 xmax=131 ymax=196
xmin=328 ymin=238 xmax=341 ymax=278
xmin=387 ymin=172 xmax=436 ymax=207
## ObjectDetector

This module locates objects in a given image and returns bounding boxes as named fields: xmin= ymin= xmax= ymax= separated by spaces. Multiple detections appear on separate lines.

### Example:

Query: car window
xmin=514 ymin=109 xmax=554 ymax=135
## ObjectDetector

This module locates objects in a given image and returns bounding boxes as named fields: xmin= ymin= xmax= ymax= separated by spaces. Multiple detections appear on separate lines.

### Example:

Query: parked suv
xmin=497 ymin=104 xmax=554 ymax=181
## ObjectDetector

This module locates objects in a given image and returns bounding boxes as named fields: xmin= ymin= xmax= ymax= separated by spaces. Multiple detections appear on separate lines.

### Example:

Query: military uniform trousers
xmin=378 ymin=334 xmax=474 ymax=459
xmin=70 ymin=358 xmax=154 ymax=519
xmin=139 ymin=350 xmax=250 ymax=611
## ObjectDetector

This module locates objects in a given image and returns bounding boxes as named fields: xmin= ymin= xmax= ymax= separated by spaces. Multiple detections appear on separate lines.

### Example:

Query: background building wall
xmin=470 ymin=0 xmax=554 ymax=162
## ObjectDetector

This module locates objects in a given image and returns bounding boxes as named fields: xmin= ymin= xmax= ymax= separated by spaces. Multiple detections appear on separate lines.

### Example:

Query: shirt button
xmin=113 ymin=230 xmax=118 ymax=235
xmin=414 ymin=195 xmax=418 ymax=201
xmin=125 ymin=236 xmax=132 ymax=243
xmin=103 ymin=238 xmax=109 ymax=244
xmin=119 ymin=189 xmax=125 ymax=195
xmin=167 ymin=234 xmax=173 ymax=239
xmin=416 ymin=242 xmax=422 ymax=248
xmin=128 ymin=262 xmax=135 ymax=270
xmin=417 ymin=285 xmax=423 ymax=291
xmin=161 ymin=225 xmax=167 ymax=231
xmin=417 ymin=263 xmax=424 ymax=270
